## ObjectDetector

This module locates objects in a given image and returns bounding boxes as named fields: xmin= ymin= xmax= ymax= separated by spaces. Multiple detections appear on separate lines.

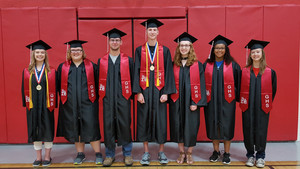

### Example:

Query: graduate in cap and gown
xmin=21 ymin=40 xmax=56 ymax=167
xmin=56 ymin=40 xmax=102 ymax=165
xmin=98 ymin=28 xmax=134 ymax=167
xmin=169 ymin=32 xmax=207 ymax=165
xmin=133 ymin=18 xmax=176 ymax=165
xmin=203 ymin=35 xmax=241 ymax=164
xmin=241 ymin=40 xmax=277 ymax=168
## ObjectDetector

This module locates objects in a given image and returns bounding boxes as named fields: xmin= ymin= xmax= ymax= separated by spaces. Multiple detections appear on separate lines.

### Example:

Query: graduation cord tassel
xmin=107 ymin=33 xmax=109 ymax=53
xmin=208 ymin=41 xmax=214 ymax=59
xmin=246 ymin=46 xmax=249 ymax=65
xmin=156 ymin=42 xmax=160 ymax=86
xmin=145 ymin=43 xmax=149 ymax=87
xmin=65 ymin=43 xmax=69 ymax=61
xmin=145 ymin=21 xmax=147 ymax=42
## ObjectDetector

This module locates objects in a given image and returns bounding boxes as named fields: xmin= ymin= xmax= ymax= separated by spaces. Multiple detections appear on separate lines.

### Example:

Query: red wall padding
xmin=0 ymin=4 xmax=299 ymax=143
xmin=263 ymin=5 xmax=300 ymax=141
xmin=0 ymin=9 xmax=7 ymax=143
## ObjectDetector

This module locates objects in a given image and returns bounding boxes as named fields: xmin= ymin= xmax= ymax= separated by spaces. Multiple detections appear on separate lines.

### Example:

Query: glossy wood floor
xmin=0 ymin=161 xmax=300 ymax=169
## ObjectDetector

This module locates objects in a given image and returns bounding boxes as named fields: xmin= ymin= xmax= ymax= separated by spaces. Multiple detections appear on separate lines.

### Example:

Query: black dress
xmin=133 ymin=45 xmax=176 ymax=144
xmin=242 ymin=68 xmax=277 ymax=153
xmin=203 ymin=61 xmax=241 ymax=140
xmin=21 ymin=69 xmax=56 ymax=143
xmin=56 ymin=60 xmax=100 ymax=143
xmin=98 ymin=55 xmax=133 ymax=150
xmin=169 ymin=61 xmax=207 ymax=147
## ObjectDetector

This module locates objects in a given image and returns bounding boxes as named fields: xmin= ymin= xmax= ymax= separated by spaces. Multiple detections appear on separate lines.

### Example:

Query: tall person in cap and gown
xmin=98 ymin=28 xmax=134 ymax=167
xmin=133 ymin=18 xmax=176 ymax=165
xmin=169 ymin=32 xmax=207 ymax=165
xmin=241 ymin=40 xmax=277 ymax=168
xmin=204 ymin=35 xmax=241 ymax=165
xmin=21 ymin=40 xmax=56 ymax=167
xmin=56 ymin=40 xmax=102 ymax=165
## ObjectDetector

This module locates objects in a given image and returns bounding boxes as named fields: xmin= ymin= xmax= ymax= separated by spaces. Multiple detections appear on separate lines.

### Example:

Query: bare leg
xmin=44 ymin=148 xmax=51 ymax=161
xmin=212 ymin=140 xmax=220 ymax=152
xmin=178 ymin=143 xmax=184 ymax=153
xmin=36 ymin=149 xmax=42 ymax=161
xmin=224 ymin=140 xmax=231 ymax=153
xmin=75 ymin=142 xmax=85 ymax=153
xmin=144 ymin=141 xmax=149 ymax=152
xmin=90 ymin=140 xmax=101 ymax=153
xmin=187 ymin=146 xmax=193 ymax=153
xmin=159 ymin=144 xmax=164 ymax=152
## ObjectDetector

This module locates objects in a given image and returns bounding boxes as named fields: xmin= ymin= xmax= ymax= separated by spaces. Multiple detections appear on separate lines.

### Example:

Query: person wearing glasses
xmin=169 ymin=32 xmax=207 ymax=165
xmin=204 ymin=35 xmax=241 ymax=165
xmin=99 ymin=28 xmax=134 ymax=167
xmin=57 ymin=40 xmax=102 ymax=165
xmin=21 ymin=40 xmax=56 ymax=167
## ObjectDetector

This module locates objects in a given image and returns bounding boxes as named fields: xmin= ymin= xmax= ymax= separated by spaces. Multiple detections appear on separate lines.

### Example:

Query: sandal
xmin=176 ymin=152 xmax=185 ymax=164
xmin=186 ymin=152 xmax=194 ymax=165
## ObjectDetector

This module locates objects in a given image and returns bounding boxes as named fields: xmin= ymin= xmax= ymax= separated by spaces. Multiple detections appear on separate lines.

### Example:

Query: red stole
xmin=171 ymin=62 xmax=201 ymax=103
xmin=205 ymin=62 xmax=235 ymax=103
xmin=23 ymin=68 xmax=56 ymax=111
xmin=240 ymin=67 xmax=272 ymax=113
xmin=98 ymin=53 xmax=132 ymax=100
xmin=60 ymin=59 xmax=96 ymax=104
xmin=140 ymin=43 xmax=165 ymax=90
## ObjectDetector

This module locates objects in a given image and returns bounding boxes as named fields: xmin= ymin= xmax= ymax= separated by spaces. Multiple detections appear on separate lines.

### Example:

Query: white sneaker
xmin=256 ymin=158 xmax=265 ymax=168
xmin=245 ymin=157 xmax=255 ymax=167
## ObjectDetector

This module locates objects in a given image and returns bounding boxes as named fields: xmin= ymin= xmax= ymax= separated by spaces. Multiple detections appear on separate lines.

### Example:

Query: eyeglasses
xmin=214 ymin=47 xmax=225 ymax=50
xmin=179 ymin=44 xmax=190 ymax=48
xmin=70 ymin=50 xmax=82 ymax=53
xmin=109 ymin=39 xmax=121 ymax=43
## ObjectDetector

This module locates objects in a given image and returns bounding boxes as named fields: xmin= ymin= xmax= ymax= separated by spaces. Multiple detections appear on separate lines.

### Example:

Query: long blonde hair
xmin=28 ymin=50 xmax=50 ymax=73
xmin=66 ymin=48 xmax=87 ymax=61
xmin=173 ymin=43 xmax=197 ymax=67
xmin=246 ymin=49 xmax=267 ymax=74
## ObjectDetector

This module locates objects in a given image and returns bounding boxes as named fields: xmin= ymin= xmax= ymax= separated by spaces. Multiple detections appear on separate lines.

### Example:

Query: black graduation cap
xmin=102 ymin=28 xmax=127 ymax=39
xmin=209 ymin=35 xmax=233 ymax=46
xmin=64 ymin=40 xmax=87 ymax=48
xmin=140 ymin=18 xmax=164 ymax=28
xmin=245 ymin=39 xmax=270 ymax=50
xmin=26 ymin=40 xmax=51 ymax=50
xmin=174 ymin=32 xmax=198 ymax=43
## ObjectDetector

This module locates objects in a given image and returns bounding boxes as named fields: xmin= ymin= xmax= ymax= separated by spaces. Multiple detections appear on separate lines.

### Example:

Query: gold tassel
xmin=29 ymin=74 xmax=33 ymax=109
xmin=156 ymin=42 xmax=160 ymax=86
xmin=145 ymin=43 xmax=149 ymax=87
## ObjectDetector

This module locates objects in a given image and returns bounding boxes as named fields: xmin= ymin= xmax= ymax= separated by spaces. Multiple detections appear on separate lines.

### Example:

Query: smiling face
xmin=34 ymin=49 xmax=46 ymax=63
xmin=214 ymin=43 xmax=226 ymax=60
xmin=147 ymin=27 xmax=159 ymax=40
xmin=109 ymin=38 xmax=122 ymax=51
xmin=250 ymin=48 xmax=263 ymax=62
xmin=179 ymin=41 xmax=191 ymax=58
xmin=70 ymin=47 xmax=83 ymax=62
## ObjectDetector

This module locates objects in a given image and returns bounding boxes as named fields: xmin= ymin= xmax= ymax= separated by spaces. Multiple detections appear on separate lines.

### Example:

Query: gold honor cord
xmin=156 ymin=42 xmax=160 ymax=87
xmin=29 ymin=74 xmax=33 ymax=109
xmin=145 ymin=43 xmax=149 ymax=87
xmin=45 ymin=69 xmax=50 ymax=108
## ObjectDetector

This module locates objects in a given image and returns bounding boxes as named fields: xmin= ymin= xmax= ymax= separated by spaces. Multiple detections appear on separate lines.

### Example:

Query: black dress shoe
xmin=42 ymin=158 xmax=52 ymax=166
xmin=33 ymin=160 xmax=42 ymax=166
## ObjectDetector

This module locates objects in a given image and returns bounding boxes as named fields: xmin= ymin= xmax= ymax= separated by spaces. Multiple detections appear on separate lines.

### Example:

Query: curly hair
xmin=206 ymin=45 xmax=235 ymax=65
xmin=173 ymin=43 xmax=197 ymax=67
xmin=28 ymin=50 xmax=50 ymax=73
xmin=246 ymin=49 xmax=267 ymax=74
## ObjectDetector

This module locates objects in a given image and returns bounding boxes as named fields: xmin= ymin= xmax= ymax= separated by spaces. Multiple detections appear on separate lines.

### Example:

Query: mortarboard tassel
xmin=65 ymin=43 xmax=69 ymax=61
xmin=208 ymin=41 xmax=214 ymax=59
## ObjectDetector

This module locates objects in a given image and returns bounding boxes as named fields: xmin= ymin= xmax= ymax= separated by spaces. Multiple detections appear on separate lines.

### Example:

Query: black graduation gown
xmin=203 ymin=61 xmax=241 ymax=140
xmin=133 ymin=45 xmax=176 ymax=144
xmin=21 ymin=69 xmax=56 ymax=143
xmin=242 ymin=68 xmax=277 ymax=153
xmin=56 ymin=61 xmax=100 ymax=143
xmin=98 ymin=55 xmax=133 ymax=150
xmin=169 ymin=61 xmax=207 ymax=147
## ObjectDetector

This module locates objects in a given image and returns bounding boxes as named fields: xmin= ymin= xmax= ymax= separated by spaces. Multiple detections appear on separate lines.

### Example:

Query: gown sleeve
xmin=162 ymin=46 xmax=176 ymax=95
xmin=21 ymin=69 xmax=26 ymax=107
xmin=133 ymin=47 xmax=142 ymax=94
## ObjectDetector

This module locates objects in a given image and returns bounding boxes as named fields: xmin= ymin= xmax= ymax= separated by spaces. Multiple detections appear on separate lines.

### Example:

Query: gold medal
xmin=36 ymin=85 xmax=42 ymax=91
xmin=150 ymin=65 xmax=155 ymax=71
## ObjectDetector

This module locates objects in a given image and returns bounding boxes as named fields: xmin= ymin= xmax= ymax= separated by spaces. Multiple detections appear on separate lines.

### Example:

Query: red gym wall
xmin=0 ymin=0 xmax=299 ymax=143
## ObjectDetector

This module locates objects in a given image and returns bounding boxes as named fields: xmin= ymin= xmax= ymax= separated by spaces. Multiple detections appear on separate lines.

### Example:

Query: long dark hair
xmin=206 ymin=45 xmax=235 ymax=64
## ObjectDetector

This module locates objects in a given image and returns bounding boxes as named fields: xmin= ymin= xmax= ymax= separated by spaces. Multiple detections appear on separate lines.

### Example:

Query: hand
xmin=137 ymin=93 xmax=145 ymax=104
xmin=160 ymin=94 xmax=168 ymax=103
xmin=190 ymin=105 xmax=197 ymax=111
